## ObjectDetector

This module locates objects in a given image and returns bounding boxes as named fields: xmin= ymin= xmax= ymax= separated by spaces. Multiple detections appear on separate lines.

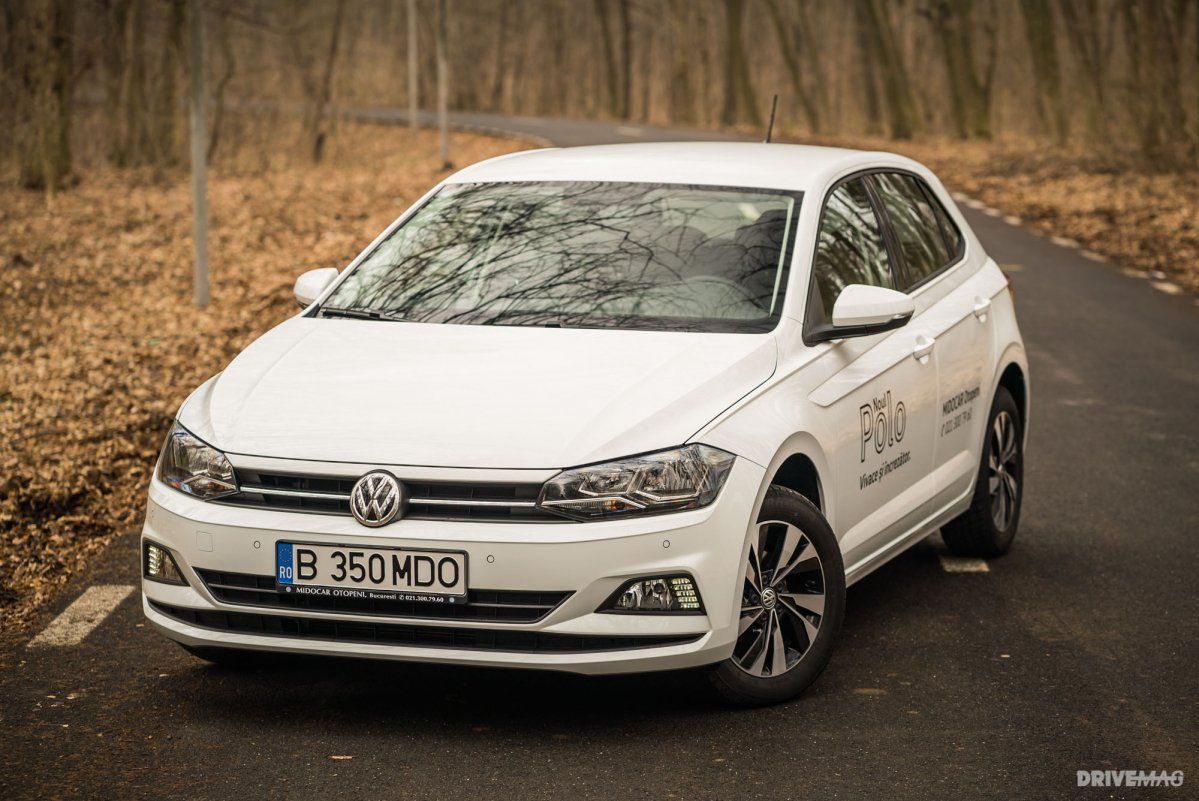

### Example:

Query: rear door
xmin=870 ymin=172 xmax=998 ymax=508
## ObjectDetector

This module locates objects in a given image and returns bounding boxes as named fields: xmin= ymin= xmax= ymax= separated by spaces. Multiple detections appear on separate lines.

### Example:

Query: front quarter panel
xmin=693 ymin=325 xmax=842 ymax=533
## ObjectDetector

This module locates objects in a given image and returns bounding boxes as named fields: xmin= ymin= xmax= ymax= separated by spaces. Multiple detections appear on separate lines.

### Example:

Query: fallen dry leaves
xmin=0 ymin=123 xmax=532 ymax=632
xmin=4 ymin=122 xmax=1195 ymax=633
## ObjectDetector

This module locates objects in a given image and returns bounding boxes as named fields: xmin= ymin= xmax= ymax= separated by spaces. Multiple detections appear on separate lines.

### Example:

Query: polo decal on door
xmin=860 ymin=390 xmax=907 ymax=462
xmin=859 ymin=390 xmax=912 ymax=490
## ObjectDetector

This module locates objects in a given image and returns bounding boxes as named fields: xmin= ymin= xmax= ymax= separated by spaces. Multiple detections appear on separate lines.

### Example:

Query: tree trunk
xmin=1118 ymin=0 xmax=1189 ymax=162
xmin=1019 ymin=0 xmax=1067 ymax=144
xmin=120 ymin=0 xmax=147 ymax=167
xmin=1120 ymin=1 xmax=1160 ymax=157
xmin=151 ymin=0 xmax=184 ymax=166
xmin=667 ymin=0 xmax=695 ymax=125
xmin=853 ymin=0 xmax=883 ymax=135
xmin=927 ymin=0 xmax=993 ymax=140
xmin=720 ymin=0 xmax=761 ymax=128
xmin=593 ymin=0 xmax=619 ymax=117
xmin=1146 ymin=1 xmax=1189 ymax=157
xmin=857 ymin=0 xmax=920 ymax=139
xmin=617 ymin=0 xmax=632 ymax=119
xmin=436 ymin=0 xmax=449 ymax=168
xmin=796 ymin=0 xmax=829 ymax=130
xmin=206 ymin=9 xmax=234 ymax=162
xmin=407 ymin=0 xmax=418 ymax=130
xmin=18 ymin=0 xmax=74 ymax=193
xmin=309 ymin=0 xmax=346 ymax=163
xmin=1057 ymin=0 xmax=1107 ymax=141
xmin=696 ymin=0 xmax=712 ymax=124
xmin=763 ymin=0 xmax=820 ymax=133
xmin=488 ymin=0 xmax=510 ymax=111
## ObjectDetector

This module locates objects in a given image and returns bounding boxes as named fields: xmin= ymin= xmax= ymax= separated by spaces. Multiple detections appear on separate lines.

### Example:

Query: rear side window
xmin=872 ymin=172 xmax=955 ymax=287
xmin=809 ymin=178 xmax=894 ymax=327
xmin=930 ymin=191 xmax=963 ymax=255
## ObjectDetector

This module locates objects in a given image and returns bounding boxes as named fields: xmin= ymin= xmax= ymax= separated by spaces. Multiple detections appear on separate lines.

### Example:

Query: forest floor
xmin=0 ymin=123 xmax=534 ymax=632
xmin=2 ymin=119 xmax=1195 ymax=632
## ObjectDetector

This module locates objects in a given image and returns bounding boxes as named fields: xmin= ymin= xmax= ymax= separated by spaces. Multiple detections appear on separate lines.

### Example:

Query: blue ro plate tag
xmin=275 ymin=541 xmax=468 ymax=603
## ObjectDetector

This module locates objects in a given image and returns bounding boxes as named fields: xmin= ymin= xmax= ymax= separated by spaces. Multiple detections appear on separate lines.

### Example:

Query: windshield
xmin=321 ymin=181 xmax=801 ymax=332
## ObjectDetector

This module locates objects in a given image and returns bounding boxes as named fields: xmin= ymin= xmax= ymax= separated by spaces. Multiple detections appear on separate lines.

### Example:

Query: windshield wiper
xmin=317 ymin=306 xmax=406 ymax=321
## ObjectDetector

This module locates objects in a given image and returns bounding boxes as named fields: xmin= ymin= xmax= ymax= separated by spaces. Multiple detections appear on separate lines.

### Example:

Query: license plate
xmin=275 ymin=542 xmax=467 ymax=603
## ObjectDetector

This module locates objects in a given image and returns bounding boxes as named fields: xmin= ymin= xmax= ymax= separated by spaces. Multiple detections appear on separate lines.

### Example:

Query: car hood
xmin=178 ymin=317 xmax=776 ymax=469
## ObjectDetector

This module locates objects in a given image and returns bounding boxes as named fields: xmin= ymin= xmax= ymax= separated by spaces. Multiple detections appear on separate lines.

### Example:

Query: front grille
xmin=218 ymin=468 xmax=559 ymax=522
xmin=151 ymin=601 xmax=700 ymax=654
xmin=196 ymin=569 xmax=569 ymax=624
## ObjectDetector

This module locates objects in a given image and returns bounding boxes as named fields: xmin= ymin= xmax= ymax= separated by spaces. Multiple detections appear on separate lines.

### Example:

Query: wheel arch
xmin=997 ymin=361 xmax=1028 ymax=434
xmin=769 ymin=453 xmax=824 ymax=512
xmin=751 ymin=433 xmax=837 ymax=535
xmin=990 ymin=343 xmax=1030 ymax=443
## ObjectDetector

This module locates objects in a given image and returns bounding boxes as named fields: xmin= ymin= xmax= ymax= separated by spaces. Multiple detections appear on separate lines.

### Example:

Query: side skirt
xmin=843 ymin=484 xmax=974 ymax=586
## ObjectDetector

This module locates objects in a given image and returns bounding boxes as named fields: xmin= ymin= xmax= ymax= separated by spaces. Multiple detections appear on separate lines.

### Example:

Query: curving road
xmin=2 ymin=113 xmax=1197 ymax=801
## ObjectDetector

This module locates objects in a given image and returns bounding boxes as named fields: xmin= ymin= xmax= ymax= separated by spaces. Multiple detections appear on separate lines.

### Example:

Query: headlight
xmin=156 ymin=421 xmax=237 ymax=500
xmin=538 ymin=444 xmax=735 ymax=520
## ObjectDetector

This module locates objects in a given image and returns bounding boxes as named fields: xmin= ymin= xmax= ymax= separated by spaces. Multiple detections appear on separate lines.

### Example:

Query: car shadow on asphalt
xmin=156 ymin=538 xmax=948 ymax=730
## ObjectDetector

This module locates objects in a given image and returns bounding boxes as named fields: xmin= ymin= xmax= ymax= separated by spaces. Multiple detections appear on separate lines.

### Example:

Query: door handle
xmin=913 ymin=337 xmax=935 ymax=362
xmin=973 ymin=297 xmax=992 ymax=320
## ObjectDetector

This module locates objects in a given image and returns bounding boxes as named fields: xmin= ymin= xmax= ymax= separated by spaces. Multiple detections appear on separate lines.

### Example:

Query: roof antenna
xmin=764 ymin=94 xmax=778 ymax=143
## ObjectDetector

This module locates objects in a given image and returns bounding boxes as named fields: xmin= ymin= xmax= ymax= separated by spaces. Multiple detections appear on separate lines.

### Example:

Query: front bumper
xmin=141 ymin=457 xmax=765 ymax=675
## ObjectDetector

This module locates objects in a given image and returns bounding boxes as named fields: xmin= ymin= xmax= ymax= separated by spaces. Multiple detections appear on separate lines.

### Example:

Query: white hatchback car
xmin=142 ymin=142 xmax=1028 ymax=705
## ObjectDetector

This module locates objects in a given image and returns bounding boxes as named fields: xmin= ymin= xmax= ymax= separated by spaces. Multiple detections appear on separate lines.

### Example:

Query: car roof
xmin=443 ymin=141 xmax=923 ymax=194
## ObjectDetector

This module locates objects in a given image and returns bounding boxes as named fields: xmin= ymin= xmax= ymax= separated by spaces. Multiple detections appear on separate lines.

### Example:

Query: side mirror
xmin=808 ymin=284 xmax=915 ymax=343
xmin=294 ymin=267 xmax=339 ymax=308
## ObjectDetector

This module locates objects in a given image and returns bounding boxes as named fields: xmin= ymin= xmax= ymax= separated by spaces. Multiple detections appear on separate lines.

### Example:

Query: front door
xmin=804 ymin=177 xmax=940 ymax=571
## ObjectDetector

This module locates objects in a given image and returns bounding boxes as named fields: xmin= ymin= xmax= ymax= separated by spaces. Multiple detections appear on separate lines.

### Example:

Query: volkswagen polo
xmin=142 ymin=142 xmax=1028 ymax=705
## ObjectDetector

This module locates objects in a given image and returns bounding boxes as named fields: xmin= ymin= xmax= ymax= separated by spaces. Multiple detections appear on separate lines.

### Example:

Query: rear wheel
xmin=941 ymin=386 xmax=1024 ymax=557
xmin=707 ymin=486 xmax=845 ymax=707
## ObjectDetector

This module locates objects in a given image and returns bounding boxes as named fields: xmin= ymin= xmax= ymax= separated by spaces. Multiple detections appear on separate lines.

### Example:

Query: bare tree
xmin=1019 ymin=0 xmax=1067 ymax=144
xmin=667 ymin=0 xmax=695 ymax=125
xmin=287 ymin=0 xmax=346 ymax=163
xmin=206 ymin=6 xmax=235 ymax=162
xmin=148 ymin=0 xmax=184 ymax=165
xmin=593 ymin=0 xmax=620 ymax=118
xmin=853 ymin=0 xmax=885 ymax=135
xmin=488 ymin=0 xmax=511 ymax=111
xmin=187 ymin=0 xmax=208 ymax=308
xmin=1057 ymin=0 xmax=1110 ymax=141
xmin=926 ymin=0 xmax=997 ymax=140
xmin=436 ymin=0 xmax=448 ymax=167
xmin=15 ymin=0 xmax=75 ymax=193
xmin=764 ymin=0 xmax=821 ymax=133
xmin=407 ymin=0 xmax=418 ymax=132
xmin=858 ymin=0 xmax=921 ymax=139
xmin=720 ymin=0 xmax=761 ymax=127
xmin=617 ymin=0 xmax=631 ymax=119
xmin=7 ymin=0 xmax=1199 ymax=183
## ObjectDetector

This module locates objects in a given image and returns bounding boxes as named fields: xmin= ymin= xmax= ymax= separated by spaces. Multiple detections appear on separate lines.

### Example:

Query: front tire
xmin=941 ymin=386 xmax=1024 ymax=557
xmin=707 ymin=486 xmax=846 ymax=707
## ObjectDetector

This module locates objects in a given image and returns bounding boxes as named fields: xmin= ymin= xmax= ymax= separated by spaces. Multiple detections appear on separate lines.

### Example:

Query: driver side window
xmin=809 ymin=178 xmax=895 ymax=329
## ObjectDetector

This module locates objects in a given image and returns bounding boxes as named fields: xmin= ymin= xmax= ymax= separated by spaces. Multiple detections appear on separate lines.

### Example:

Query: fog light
xmin=601 ymin=575 xmax=703 ymax=614
xmin=143 ymin=541 xmax=186 ymax=585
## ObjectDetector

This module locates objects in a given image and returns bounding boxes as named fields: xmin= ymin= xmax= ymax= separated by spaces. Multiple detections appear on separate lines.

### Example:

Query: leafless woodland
xmin=4 ymin=0 xmax=1198 ymax=193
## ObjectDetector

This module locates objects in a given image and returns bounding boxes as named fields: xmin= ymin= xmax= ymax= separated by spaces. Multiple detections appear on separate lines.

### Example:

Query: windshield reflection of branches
xmin=327 ymin=182 xmax=794 ymax=329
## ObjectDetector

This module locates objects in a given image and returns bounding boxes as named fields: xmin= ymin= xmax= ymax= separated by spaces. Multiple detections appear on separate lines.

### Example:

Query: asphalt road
xmin=3 ymin=113 xmax=1197 ymax=801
